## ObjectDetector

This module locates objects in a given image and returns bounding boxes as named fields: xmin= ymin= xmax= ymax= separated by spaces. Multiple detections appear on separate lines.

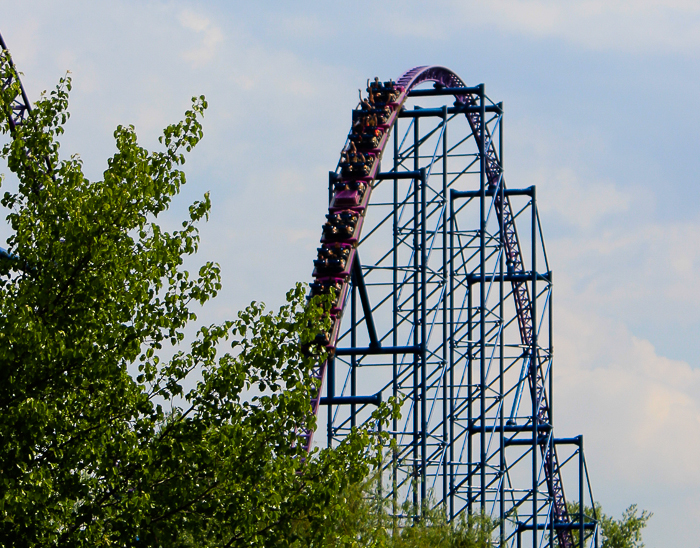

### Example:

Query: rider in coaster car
xmin=334 ymin=179 xmax=367 ymax=199
xmin=323 ymin=211 xmax=359 ymax=240
xmin=385 ymin=80 xmax=399 ymax=102
xmin=353 ymin=106 xmax=379 ymax=130
xmin=352 ymin=117 xmax=366 ymax=135
xmin=350 ymin=127 xmax=380 ymax=150
xmin=310 ymin=279 xmax=343 ymax=307
xmin=314 ymin=330 xmax=331 ymax=346
xmin=314 ymin=244 xmax=350 ymax=274
xmin=341 ymin=141 xmax=366 ymax=165
xmin=367 ymin=77 xmax=399 ymax=104
xmin=359 ymin=88 xmax=375 ymax=111
xmin=367 ymin=77 xmax=385 ymax=103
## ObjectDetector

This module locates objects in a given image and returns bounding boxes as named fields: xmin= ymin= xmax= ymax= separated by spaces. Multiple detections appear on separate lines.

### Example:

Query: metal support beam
xmin=334 ymin=345 xmax=422 ymax=356
xmin=320 ymin=393 xmax=382 ymax=406
xmin=466 ymin=272 xmax=551 ymax=284
xmin=376 ymin=170 xmax=423 ymax=180
xmin=452 ymin=187 xmax=535 ymax=199
xmin=351 ymin=253 xmax=380 ymax=350
xmin=399 ymin=104 xmax=502 ymax=118
xmin=518 ymin=522 xmax=597 ymax=532
xmin=408 ymin=86 xmax=483 ymax=97
xmin=474 ymin=424 xmax=552 ymax=435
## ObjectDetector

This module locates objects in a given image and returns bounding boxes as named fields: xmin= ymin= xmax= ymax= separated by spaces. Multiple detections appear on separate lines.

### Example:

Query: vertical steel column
xmin=550 ymin=272 xmax=554 ymax=428
xmin=420 ymin=166 xmax=427 ymax=508
xmin=550 ymin=441 xmax=555 ymax=546
xmin=579 ymin=436 xmax=584 ymax=548
xmin=327 ymin=356 xmax=335 ymax=447
xmin=442 ymin=105 xmax=448 ymax=513
xmin=479 ymin=84 xmax=487 ymax=511
xmin=413 ymin=110 xmax=420 ymax=515
xmin=327 ymin=171 xmax=335 ymax=448
xmin=467 ymin=284 xmax=473 ymax=513
xmin=499 ymin=108 xmax=505 ymax=546
xmin=351 ymin=281 xmax=357 ymax=428
xmin=548 ymin=436 xmax=553 ymax=546
xmin=531 ymin=185 xmax=538 ymax=548
xmin=392 ymin=116 xmax=399 ymax=519
xmin=551 ymin=270 xmax=556 ymax=548
xmin=449 ymin=190 xmax=455 ymax=520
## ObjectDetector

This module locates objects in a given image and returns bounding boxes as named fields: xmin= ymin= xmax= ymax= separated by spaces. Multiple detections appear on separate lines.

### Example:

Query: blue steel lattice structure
xmin=311 ymin=67 xmax=599 ymax=548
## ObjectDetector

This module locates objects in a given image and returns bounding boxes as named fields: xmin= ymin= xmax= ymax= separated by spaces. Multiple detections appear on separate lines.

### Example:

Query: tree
xmin=598 ymin=504 xmax=651 ymax=548
xmin=567 ymin=502 xmax=651 ymax=548
xmin=311 ymin=473 xmax=495 ymax=548
xmin=0 ymin=51 xmax=390 ymax=547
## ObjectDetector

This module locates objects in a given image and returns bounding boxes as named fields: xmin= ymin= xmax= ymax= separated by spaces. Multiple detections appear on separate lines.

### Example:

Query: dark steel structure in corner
xmin=311 ymin=66 xmax=599 ymax=548
xmin=0 ymin=33 xmax=32 ymax=132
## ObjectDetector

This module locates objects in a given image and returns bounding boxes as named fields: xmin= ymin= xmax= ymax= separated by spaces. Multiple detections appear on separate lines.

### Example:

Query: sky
xmin=1 ymin=1 xmax=700 ymax=545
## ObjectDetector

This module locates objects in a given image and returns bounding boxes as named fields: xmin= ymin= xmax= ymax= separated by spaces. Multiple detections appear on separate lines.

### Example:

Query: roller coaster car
xmin=349 ymin=131 xmax=380 ymax=151
xmin=313 ymin=243 xmax=352 ymax=277
xmin=310 ymin=278 xmax=343 ymax=304
xmin=309 ymin=277 xmax=349 ymax=314
xmin=368 ymin=79 xmax=400 ymax=104
xmin=372 ymin=92 xmax=399 ymax=107
xmin=334 ymin=179 xmax=367 ymax=196
xmin=332 ymin=180 xmax=367 ymax=208
xmin=322 ymin=210 xmax=359 ymax=241
xmin=352 ymin=108 xmax=391 ymax=127
xmin=313 ymin=316 xmax=341 ymax=350
xmin=314 ymin=330 xmax=331 ymax=346
xmin=340 ymin=155 xmax=374 ymax=179
xmin=332 ymin=192 xmax=364 ymax=209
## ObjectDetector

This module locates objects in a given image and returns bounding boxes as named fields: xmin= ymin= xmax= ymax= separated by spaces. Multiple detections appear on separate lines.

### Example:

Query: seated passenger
xmin=385 ymin=81 xmax=399 ymax=102
xmin=340 ymin=141 xmax=356 ymax=163
xmin=352 ymin=118 xmax=366 ymax=135
xmin=341 ymin=141 xmax=367 ymax=165
xmin=359 ymin=89 xmax=374 ymax=111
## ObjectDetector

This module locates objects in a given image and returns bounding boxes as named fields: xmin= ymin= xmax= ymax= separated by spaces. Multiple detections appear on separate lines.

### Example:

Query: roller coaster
xmin=308 ymin=66 xmax=600 ymax=548
xmin=1 ymin=32 xmax=598 ymax=548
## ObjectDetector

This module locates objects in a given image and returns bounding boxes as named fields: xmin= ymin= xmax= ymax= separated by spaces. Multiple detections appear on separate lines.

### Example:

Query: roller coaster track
xmin=307 ymin=66 xmax=574 ymax=547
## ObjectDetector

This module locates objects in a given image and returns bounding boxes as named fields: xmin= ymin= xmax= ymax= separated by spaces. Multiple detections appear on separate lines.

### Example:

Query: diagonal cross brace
xmin=351 ymin=252 xmax=380 ymax=350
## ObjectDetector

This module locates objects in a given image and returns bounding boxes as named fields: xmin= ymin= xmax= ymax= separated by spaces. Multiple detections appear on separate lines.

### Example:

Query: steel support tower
xmin=313 ymin=67 xmax=598 ymax=548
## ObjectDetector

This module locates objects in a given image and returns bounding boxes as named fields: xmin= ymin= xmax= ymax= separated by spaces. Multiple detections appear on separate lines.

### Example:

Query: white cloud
xmin=535 ymin=168 xmax=629 ymax=229
xmin=353 ymin=0 xmax=700 ymax=53
xmin=550 ymin=219 xmax=700 ymax=319
xmin=466 ymin=0 xmax=700 ymax=53
xmin=556 ymin=309 xmax=700 ymax=492
xmin=178 ymin=9 xmax=224 ymax=66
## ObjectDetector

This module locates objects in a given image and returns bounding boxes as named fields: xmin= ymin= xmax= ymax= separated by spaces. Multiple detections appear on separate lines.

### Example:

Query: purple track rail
xmin=306 ymin=66 xmax=574 ymax=546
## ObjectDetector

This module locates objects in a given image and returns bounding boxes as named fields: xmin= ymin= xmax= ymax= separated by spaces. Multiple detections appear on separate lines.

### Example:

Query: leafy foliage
xmin=567 ymin=502 xmax=651 ymax=548
xmin=0 ymin=53 xmax=390 ymax=547
xmin=311 ymin=475 xmax=495 ymax=548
